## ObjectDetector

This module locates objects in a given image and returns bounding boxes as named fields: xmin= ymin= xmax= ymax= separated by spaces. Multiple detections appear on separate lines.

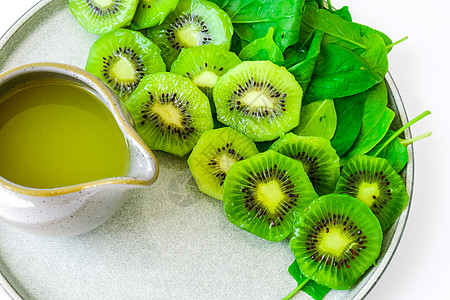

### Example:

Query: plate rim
xmin=0 ymin=1 xmax=414 ymax=299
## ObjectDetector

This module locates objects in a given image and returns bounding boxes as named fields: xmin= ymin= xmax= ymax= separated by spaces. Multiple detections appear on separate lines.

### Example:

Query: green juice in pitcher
xmin=0 ymin=78 xmax=129 ymax=189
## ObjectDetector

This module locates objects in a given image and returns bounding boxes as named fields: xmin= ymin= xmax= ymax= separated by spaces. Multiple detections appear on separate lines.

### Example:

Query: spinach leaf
xmin=352 ymin=81 xmax=390 ymax=152
xmin=238 ymin=27 xmax=284 ymax=63
xmin=367 ymin=130 xmax=409 ymax=172
xmin=357 ymin=23 xmax=392 ymax=50
xmin=343 ymin=107 xmax=395 ymax=161
xmin=361 ymin=81 xmax=388 ymax=128
xmin=284 ymin=260 xmax=331 ymax=300
xmin=283 ymin=29 xmax=324 ymax=92
xmin=301 ymin=5 xmax=389 ymax=76
xmin=367 ymin=110 xmax=432 ymax=172
xmin=304 ymin=44 xmax=382 ymax=102
xmin=292 ymin=99 xmax=337 ymax=140
xmin=305 ymin=0 xmax=322 ymax=9
xmin=300 ymin=4 xmax=365 ymax=51
xmin=211 ymin=0 xmax=305 ymax=51
xmin=331 ymin=6 xmax=352 ymax=22
xmin=355 ymin=32 xmax=389 ymax=77
xmin=230 ymin=32 xmax=243 ymax=54
xmin=330 ymin=92 xmax=366 ymax=156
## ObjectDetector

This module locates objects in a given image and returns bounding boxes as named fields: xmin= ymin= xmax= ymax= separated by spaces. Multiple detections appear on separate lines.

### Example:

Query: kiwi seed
xmin=223 ymin=150 xmax=317 ymax=242
xmin=335 ymin=155 xmax=409 ymax=231
xmin=290 ymin=194 xmax=383 ymax=290
xmin=139 ymin=91 xmax=195 ymax=140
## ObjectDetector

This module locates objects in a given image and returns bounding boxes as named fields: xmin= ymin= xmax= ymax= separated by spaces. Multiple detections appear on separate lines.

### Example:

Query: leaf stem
xmin=282 ymin=278 xmax=311 ymax=300
xmin=400 ymin=131 xmax=432 ymax=146
xmin=386 ymin=36 xmax=408 ymax=52
xmin=373 ymin=110 xmax=431 ymax=157
xmin=327 ymin=0 xmax=333 ymax=11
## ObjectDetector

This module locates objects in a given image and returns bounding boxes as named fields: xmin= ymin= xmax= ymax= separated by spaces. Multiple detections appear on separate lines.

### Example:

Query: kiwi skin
xmin=187 ymin=127 xmax=259 ymax=200
xmin=131 ymin=0 xmax=179 ymax=29
xmin=334 ymin=155 xmax=409 ymax=231
xmin=146 ymin=0 xmax=234 ymax=68
xmin=125 ymin=72 xmax=214 ymax=157
xmin=213 ymin=61 xmax=303 ymax=142
xmin=289 ymin=194 xmax=383 ymax=290
xmin=269 ymin=133 xmax=340 ymax=196
xmin=69 ymin=0 xmax=139 ymax=35
xmin=85 ymin=28 xmax=166 ymax=101
xmin=223 ymin=150 xmax=318 ymax=242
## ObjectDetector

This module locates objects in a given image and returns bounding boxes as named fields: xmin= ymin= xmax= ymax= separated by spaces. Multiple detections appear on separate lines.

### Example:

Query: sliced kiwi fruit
xmin=171 ymin=44 xmax=241 ymax=102
xmin=69 ymin=0 xmax=139 ymax=35
xmin=86 ymin=28 xmax=166 ymax=101
xmin=125 ymin=72 xmax=213 ymax=157
xmin=146 ymin=0 xmax=233 ymax=67
xmin=289 ymin=194 xmax=383 ymax=290
xmin=131 ymin=0 xmax=179 ymax=29
xmin=223 ymin=150 xmax=318 ymax=242
xmin=335 ymin=155 xmax=409 ymax=231
xmin=213 ymin=61 xmax=303 ymax=142
xmin=187 ymin=127 xmax=259 ymax=200
xmin=269 ymin=133 xmax=340 ymax=196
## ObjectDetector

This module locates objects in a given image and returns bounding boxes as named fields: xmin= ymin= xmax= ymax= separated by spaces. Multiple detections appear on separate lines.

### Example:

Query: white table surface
xmin=0 ymin=0 xmax=448 ymax=299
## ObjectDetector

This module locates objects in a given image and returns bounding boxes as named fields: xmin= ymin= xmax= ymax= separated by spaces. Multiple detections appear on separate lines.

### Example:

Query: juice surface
xmin=0 ymin=79 xmax=129 ymax=189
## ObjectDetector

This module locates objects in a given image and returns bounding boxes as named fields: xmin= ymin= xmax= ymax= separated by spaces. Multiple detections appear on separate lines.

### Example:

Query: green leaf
xmin=230 ymin=32 xmax=243 ymax=54
xmin=291 ymin=99 xmax=337 ymax=140
xmin=343 ymin=107 xmax=395 ymax=161
xmin=300 ymin=4 xmax=365 ymax=51
xmin=367 ymin=110 xmax=432 ymax=172
xmin=301 ymin=5 xmax=389 ymax=75
xmin=355 ymin=32 xmax=389 ymax=77
xmin=360 ymin=82 xmax=388 ymax=129
xmin=357 ymin=23 xmax=393 ymax=49
xmin=331 ymin=6 xmax=352 ymax=22
xmin=211 ymin=0 xmax=305 ymax=51
xmin=285 ymin=260 xmax=331 ymax=300
xmin=305 ymin=44 xmax=382 ymax=102
xmin=238 ymin=27 xmax=284 ymax=63
xmin=284 ymin=29 xmax=324 ymax=92
xmin=330 ymin=92 xmax=366 ymax=156
xmin=367 ymin=130 xmax=409 ymax=172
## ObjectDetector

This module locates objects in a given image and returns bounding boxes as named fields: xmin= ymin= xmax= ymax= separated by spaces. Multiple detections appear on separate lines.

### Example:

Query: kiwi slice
xmin=69 ymin=0 xmax=139 ymax=35
xmin=213 ymin=61 xmax=303 ymax=142
xmin=335 ymin=155 xmax=409 ymax=231
xmin=171 ymin=44 xmax=241 ymax=102
xmin=187 ymin=127 xmax=259 ymax=200
xmin=223 ymin=150 xmax=318 ymax=242
xmin=269 ymin=133 xmax=340 ymax=196
xmin=131 ymin=0 xmax=179 ymax=29
xmin=125 ymin=72 xmax=213 ymax=156
xmin=289 ymin=194 xmax=383 ymax=290
xmin=86 ymin=29 xmax=166 ymax=101
xmin=146 ymin=0 xmax=233 ymax=67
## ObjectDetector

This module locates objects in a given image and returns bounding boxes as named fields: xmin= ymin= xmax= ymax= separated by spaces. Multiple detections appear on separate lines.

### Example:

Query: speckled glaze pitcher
xmin=0 ymin=63 xmax=158 ymax=237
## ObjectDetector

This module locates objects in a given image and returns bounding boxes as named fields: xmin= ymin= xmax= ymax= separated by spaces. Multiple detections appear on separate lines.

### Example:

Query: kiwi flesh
xmin=223 ymin=150 xmax=318 ymax=242
xmin=146 ymin=0 xmax=233 ymax=67
xmin=213 ymin=61 xmax=303 ymax=142
xmin=125 ymin=72 xmax=213 ymax=157
xmin=187 ymin=127 xmax=259 ymax=200
xmin=171 ymin=44 xmax=241 ymax=102
xmin=269 ymin=133 xmax=340 ymax=196
xmin=289 ymin=194 xmax=383 ymax=290
xmin=69 ymin=0 xmax=139 ymax=35
xmin=86 ymin=28 xmax=166 ymax=101
xmin=131 ymin=0 xmax=179 ymax=29
xmin=334 ymin=155 xmax=409 ymax=231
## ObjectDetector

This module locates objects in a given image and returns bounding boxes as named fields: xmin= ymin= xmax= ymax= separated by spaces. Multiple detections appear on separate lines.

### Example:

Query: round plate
xmin=0 ymin=1 xmax=413 ymax=299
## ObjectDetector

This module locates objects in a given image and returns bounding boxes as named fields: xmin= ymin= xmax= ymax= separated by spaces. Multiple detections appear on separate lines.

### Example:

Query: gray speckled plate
xmin=0 ymin=1 xmax=413 ymax=299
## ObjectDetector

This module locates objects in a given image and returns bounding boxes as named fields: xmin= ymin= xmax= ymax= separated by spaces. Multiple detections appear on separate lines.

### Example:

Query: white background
xmin=0 ymin=0 xmax=448 ymax=299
